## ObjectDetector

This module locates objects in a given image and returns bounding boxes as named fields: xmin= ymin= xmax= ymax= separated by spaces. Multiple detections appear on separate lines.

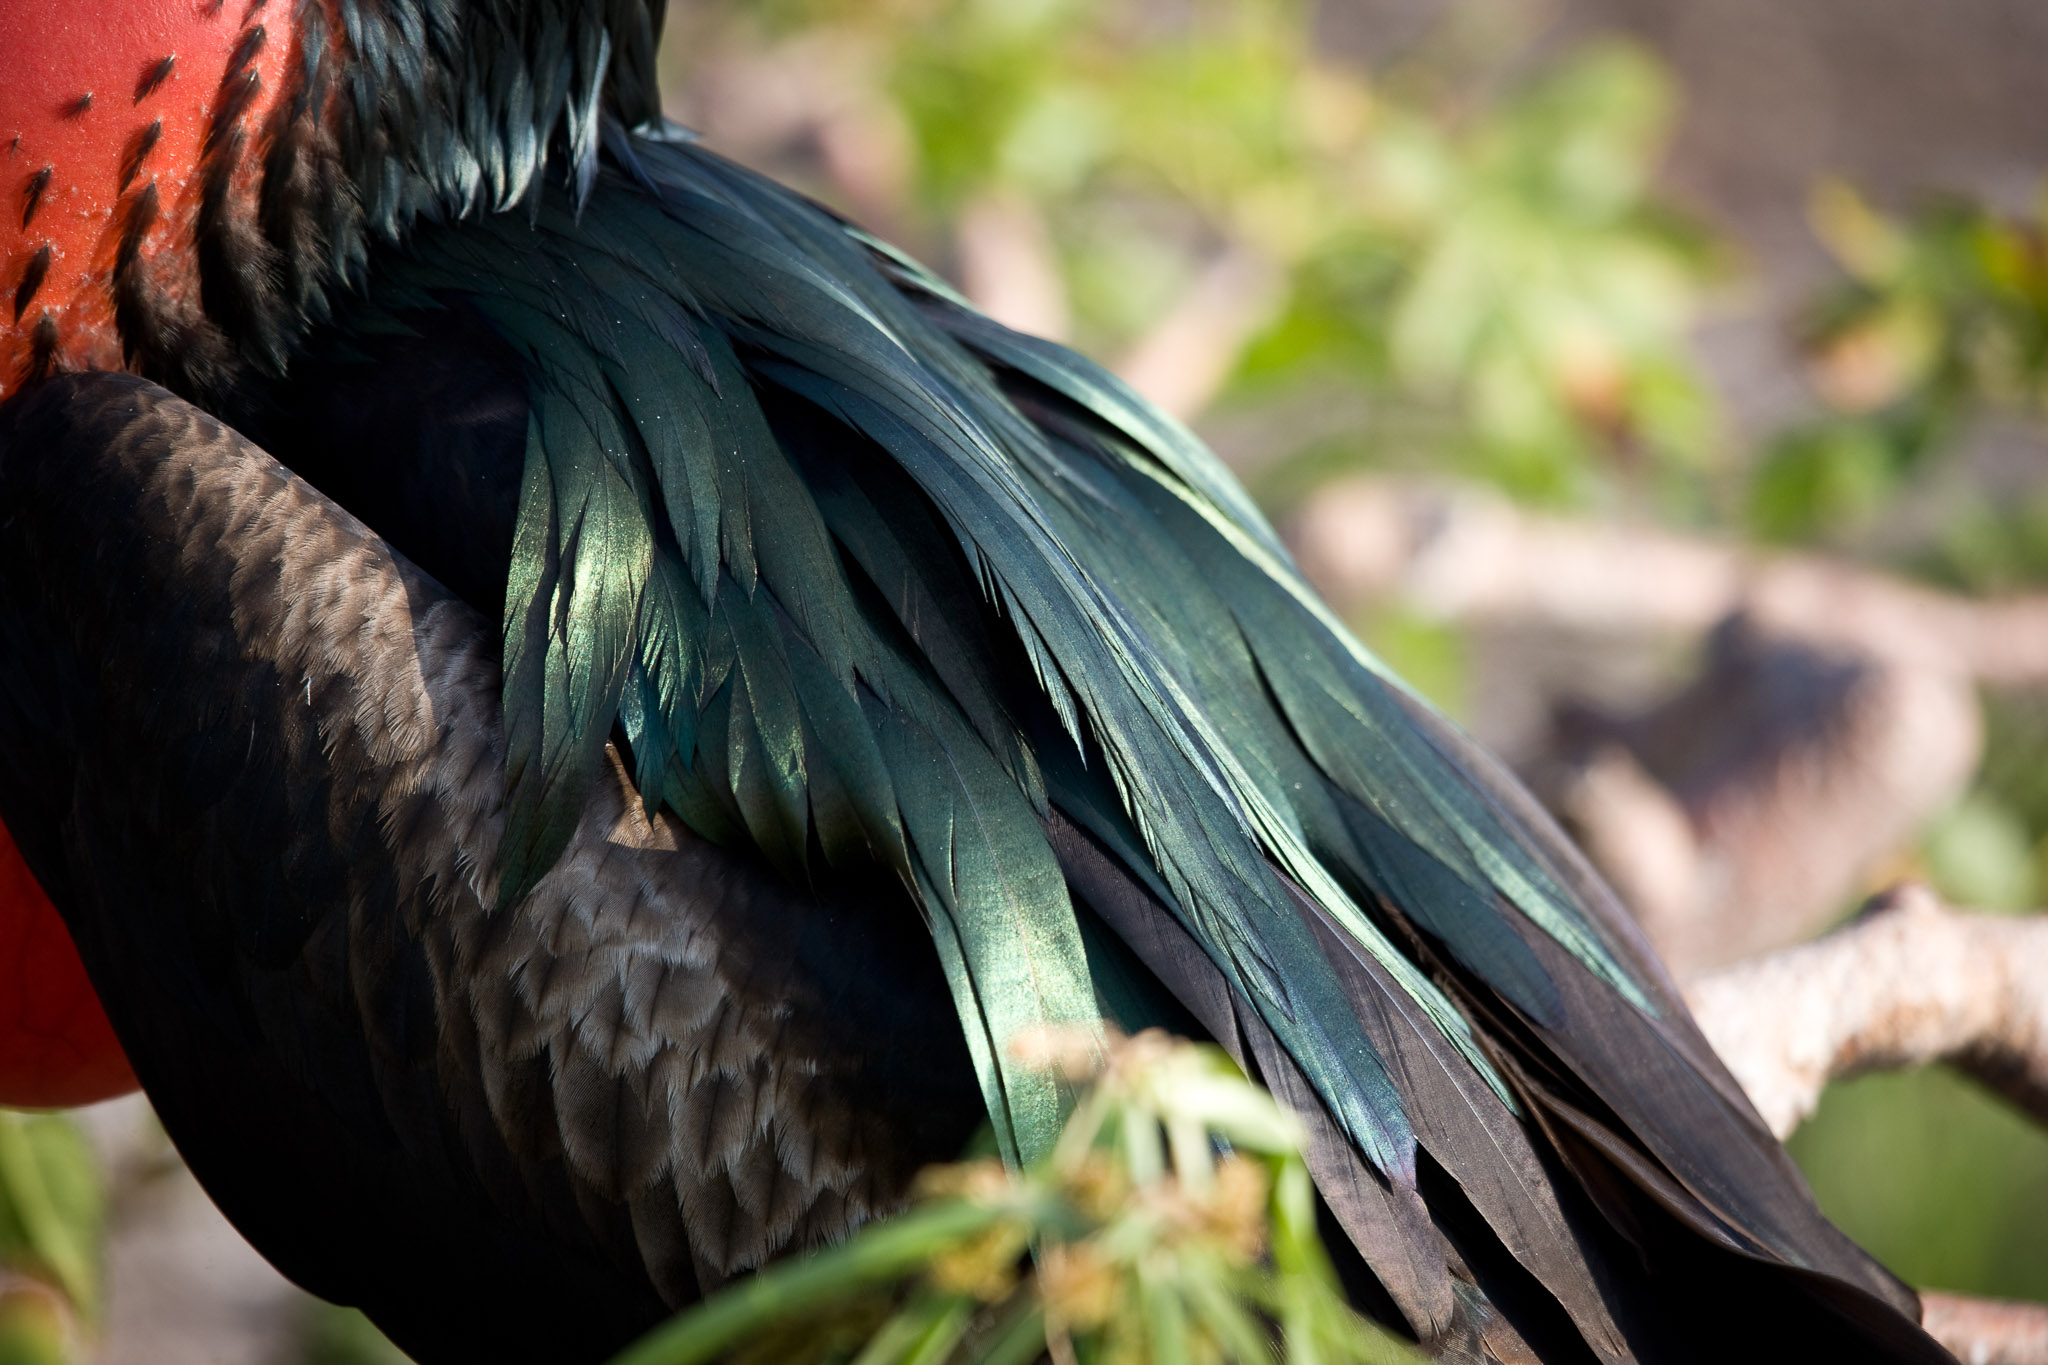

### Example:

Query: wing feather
xmin=311 ymin=132 xmax=1944 ymax=1359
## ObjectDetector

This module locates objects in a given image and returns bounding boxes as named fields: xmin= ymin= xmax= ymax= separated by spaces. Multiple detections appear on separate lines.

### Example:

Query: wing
xmin=0 ymin=372 xmax=986 ymax=1364
xmin=305 ymin=134 xmax=1948 ymax=1362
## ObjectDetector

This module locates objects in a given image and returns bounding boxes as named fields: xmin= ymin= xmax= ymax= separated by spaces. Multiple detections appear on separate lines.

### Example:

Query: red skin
xmin=1 ymin=0 xmax=294 ymax=394
xmin=0 ymin=823 xmax=135 ymax=1106
xmin=0 ymin=0 xmax=298 ymax=1104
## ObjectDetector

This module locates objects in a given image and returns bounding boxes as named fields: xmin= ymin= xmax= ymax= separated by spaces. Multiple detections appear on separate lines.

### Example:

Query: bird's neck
xmin=0 ymin=0 xmax=307 ymax=401
xmin=1 ymin=0 xmax=668 ymax=407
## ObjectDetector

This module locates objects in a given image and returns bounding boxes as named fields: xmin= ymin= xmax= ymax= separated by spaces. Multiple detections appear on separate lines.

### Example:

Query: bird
xmin=0 ymin=3 xmax=1955 ymax=1362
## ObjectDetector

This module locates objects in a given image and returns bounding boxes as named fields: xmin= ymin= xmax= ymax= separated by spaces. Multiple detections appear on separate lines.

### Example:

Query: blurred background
xmin=6 ymin=0 xmax=2047 ymax=1359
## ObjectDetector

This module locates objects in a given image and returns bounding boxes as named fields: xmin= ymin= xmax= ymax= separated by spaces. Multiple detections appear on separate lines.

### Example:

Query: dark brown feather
xmin=0 ymin=372 xmax=984 ymax=1364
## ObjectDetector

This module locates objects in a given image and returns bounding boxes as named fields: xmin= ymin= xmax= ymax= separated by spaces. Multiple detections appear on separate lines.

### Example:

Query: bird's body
xmin=0 ymin=4 xmax=1954 ymax=1362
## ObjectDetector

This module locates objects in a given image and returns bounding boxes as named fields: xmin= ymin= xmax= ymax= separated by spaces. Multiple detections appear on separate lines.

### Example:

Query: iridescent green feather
xmin=354 ymin=132 xmax=1656 ymax=1176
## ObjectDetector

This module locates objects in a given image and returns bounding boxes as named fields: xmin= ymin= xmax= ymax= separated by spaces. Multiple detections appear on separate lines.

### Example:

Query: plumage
xmin=0 ymin=3 xmax=1958 ymax=1363
xmin=0 ymin=374 xmax=985 ymax=1359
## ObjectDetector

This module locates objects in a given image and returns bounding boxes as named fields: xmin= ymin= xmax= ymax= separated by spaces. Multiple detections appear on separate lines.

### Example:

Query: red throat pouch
xmin=2 ymin=0 xmax=295 ymax=1105
xmin=1 ymin=0 xmax=295 ymax=395
xmin=0 ymin=818 xmax=136 ymax=1106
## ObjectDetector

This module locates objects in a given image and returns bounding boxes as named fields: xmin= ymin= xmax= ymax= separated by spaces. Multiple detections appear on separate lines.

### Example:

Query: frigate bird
xmin=0 ymin=2 xmax=1954 ymax=1361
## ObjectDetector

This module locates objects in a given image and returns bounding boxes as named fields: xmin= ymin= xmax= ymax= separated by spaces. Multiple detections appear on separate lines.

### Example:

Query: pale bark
xmin=1683 ymin=884 xmax=2048 ymax=1140
xmin=957 ymin=192 xmax=1072 ymax=343
xmin=1115 ymin=247 xmax=1285 ymax=421
xmin=1289 ymin=476 xmax=2048 ymax=684
xmin=1922 ymin=1292 xmax=2048 ymax=1365
xmin=1551 ymin=656 xmax=1981 ymax=976
xmin=1684 ymin=887 xmax=2048 ymax=1361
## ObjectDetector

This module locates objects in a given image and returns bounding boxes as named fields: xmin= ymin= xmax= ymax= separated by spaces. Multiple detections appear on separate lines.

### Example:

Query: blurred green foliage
xmin=1354 ymin=609 xmax=1471 ymax=723
xmin=299 ymin=1303 xmax=416 ymax=1365
xmin=1922 ymin=790 xmax=2040 ymax=913
xmin=612 ymin=1032 xmax=1421 ymax=1365
xmin=1754 ymin=183 xmax=2048 ymax=554
xmin=1244 ymin=40 xmax=1716 ymax=504
xmin=1906 ymin=691 xmax=2048 ymax=929
xmin=0 ymin=1113 xmax=102 ymax=1365
xmin=670 ymin=0 xmax=1719 ymax=506
xmin=1977 ymin=694 xmax=2048 ymax=898
xmin=1788 ymin=1067 xmax=2048 ymax=1301
xmin=672 ymin=0 xmax=2048 ymax=550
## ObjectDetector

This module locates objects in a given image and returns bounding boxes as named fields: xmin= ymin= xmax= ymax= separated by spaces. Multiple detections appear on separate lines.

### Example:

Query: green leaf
xmin=608 ymin=1201 xmax=1022 ymax=1365
xmin=0 ymin=1114 xmax=101 ymax=1317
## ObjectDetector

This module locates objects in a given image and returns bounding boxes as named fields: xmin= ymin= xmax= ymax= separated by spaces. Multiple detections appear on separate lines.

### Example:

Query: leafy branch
xmin=611 ymin=1031 xmax=1422 ymax=1365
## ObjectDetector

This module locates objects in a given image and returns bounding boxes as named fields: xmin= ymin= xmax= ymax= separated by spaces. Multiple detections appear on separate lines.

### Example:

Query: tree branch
xmin=1288 ymin=476 xmax=2048 ymax=683
xmin=1683 ymin=884 xmax=2048 ymax=1140
xmin=956 ymin=191 xmax=1072 ymax=343
xmin=1922 ymin=1292 xmax=2048 ymax=1365
xmin=1115 ymin=247 xmax=1284 ymax=421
